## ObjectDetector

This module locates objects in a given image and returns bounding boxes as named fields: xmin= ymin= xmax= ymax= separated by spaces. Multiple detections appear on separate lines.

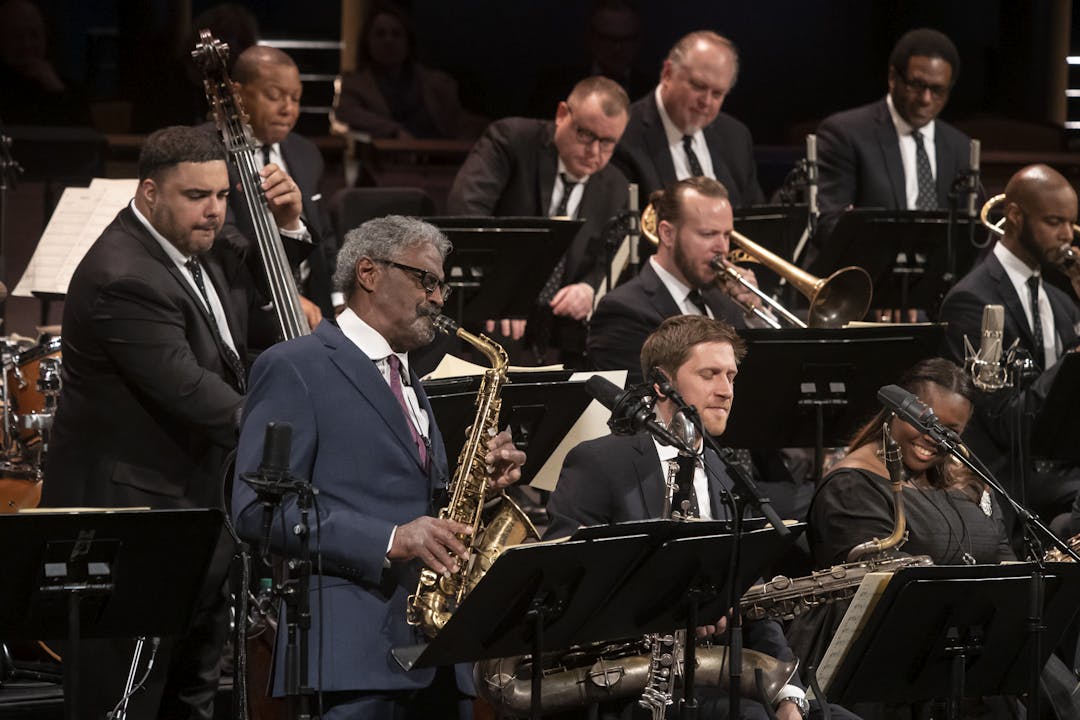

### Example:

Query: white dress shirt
xmin=993 ymin=242 xmax=1060 ymax=367
xmin=655 ymin=86 xmax=716 ymax=181
xmin=547 ymin=158 xmax=589 ymax=219
xmin=650 ymin=257 xmax=713 ymax=317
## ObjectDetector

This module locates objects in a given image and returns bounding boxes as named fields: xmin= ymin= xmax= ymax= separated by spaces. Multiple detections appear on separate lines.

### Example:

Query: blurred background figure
xmin=332 ymin=1 xmax=481 ymax=140
xmin=0 ymin=0 xmax=91 ymax=126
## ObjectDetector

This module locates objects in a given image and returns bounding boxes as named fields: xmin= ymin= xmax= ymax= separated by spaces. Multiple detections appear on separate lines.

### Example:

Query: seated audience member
xmin=611 ymin=30 xmax=764 ymax=208
xmin=332 ymin=1 xmax=474 ymax=140
xmin=447 ymin=76 xmax=631 ymax=366
xmin=939 ymin=164 xmax=1080 ymax=530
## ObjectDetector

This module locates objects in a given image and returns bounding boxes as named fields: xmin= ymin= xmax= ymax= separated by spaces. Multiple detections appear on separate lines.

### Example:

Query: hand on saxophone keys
xmin=696 ymin=613 xmax=729 ymax=639
xmin=389 ymin=516 xmax=473 ymax=575
xmin=484 ymin=426 xmax=526 ymax=489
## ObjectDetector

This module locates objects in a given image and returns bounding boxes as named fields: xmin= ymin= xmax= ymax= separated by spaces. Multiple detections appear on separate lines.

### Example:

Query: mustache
xmin=416 ymin=303 xmax=441 ymax=319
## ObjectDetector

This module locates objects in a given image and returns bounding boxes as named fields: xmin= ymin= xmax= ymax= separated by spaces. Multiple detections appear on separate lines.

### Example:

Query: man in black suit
xmin=939 ymin=164 xmax=1080 ymax=528
xmin=41 ymin=125 xmax=298 ymax=719
xmin=228 ymin=45 xmax=338 ymax=351
xmin=447 ymin=75 xmax=630 ymax=365
xmin=611 ymin=30 xmax=764 ymax=208
xmin=550 ymin=315 xmax=853 ymax=720
xmin=588 ymin=176 xmax=761 ymax=384
xmin=816 ymin=28 xmax=971 ymax=237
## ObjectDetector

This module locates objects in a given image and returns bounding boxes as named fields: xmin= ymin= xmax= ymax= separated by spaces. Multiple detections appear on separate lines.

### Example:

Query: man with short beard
xmin=939 ymin=163 xmax=1080 ymax=529
xmin=42 ymin=125 xmax=272 ymax=719
xmin=588 ymin=175 xmax=763 ymax=384
xmin=231 ymin=215 xmax=527 ymax=719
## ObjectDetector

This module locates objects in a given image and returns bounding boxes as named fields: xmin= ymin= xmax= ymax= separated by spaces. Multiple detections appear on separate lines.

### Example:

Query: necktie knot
xmin=553 ymin=173 xmax=577 ymax=218
xmin=686 ymin=288 xmax=708 ymax=315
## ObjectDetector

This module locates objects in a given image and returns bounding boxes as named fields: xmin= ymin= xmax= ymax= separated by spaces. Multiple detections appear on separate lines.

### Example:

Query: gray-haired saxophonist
xmin=547 ymin=315 xmax=858 ymax=720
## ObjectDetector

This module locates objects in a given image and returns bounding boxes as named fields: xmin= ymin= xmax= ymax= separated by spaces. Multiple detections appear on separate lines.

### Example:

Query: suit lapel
xmin=641 ymin=263 xmax=682 ymax=319
xmin=703 ymin=448 xmax=733 ymax=521
xmin=933 ymin=126 xmax=957 ymax=208
xmin=202 ymin=252 xmax=246 ymax=354
xmin=632 ymin=434 xmax=665 ymax=519
xmin=322 ymin=323 xmax=427 ymax=470
xmin=873 ymin=103 xmax=906 ymax=209
xmin=410 ymin=366 xmax=450 ymax=493
xmin=538 ymin=126 xmax=558 ymax=216
xmin=986 ymin=254 xmax=1036 ymax=348
xmin=644 ymin=97 xmax=678 ymax=191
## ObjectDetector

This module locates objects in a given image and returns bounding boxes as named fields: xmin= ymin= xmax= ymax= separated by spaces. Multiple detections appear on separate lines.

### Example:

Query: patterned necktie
xmin=912 ymin=130 xmax=937 ymax=210
xmin=670 ymin=454 xmax=700 ymax=519
xmin=686 ymin=288 xmax=708 ymax=315
xmin=538 ymin=174 xmax=577 ymax=306
xmin=683 ymin=135 xmax=704 ymax=177
xmin=185 ymin=257 xmax=246 ymax=391
xmin=386 ymin=354 xmax=429 ymax=468
xmin=1027 ymin=274 xmax=1046 ymax=369
xmin=553 ymin=172 xmax=577 ymax=218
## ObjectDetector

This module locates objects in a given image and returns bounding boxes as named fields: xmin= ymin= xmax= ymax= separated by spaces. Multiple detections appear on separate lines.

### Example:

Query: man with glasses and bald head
xmin=447 ymin=75 xmax=630 ymax=365
xmin=815 ymin=28 xmax=971 ymax=238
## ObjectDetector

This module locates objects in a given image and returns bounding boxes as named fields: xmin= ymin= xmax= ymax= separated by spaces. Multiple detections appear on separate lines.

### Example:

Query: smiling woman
xmin=807 ymin=357 xmax=1015 ymax=569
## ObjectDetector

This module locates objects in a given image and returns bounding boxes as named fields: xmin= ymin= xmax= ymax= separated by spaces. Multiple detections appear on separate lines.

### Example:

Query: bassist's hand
xmin=260 ymin=163 xmax=303 ymax=231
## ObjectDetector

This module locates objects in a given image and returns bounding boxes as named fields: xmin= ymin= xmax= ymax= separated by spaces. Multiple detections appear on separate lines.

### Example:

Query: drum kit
xmin=0 ymin=333 xmax=61 ymax=513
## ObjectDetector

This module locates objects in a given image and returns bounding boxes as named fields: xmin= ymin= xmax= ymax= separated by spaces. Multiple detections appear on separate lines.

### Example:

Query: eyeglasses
xmin=375 ymin=259 xmax=452 ymax=299
xmin=899 ymin=74 xmax=950 ymax=99
xmin=566 ymin=106 xmax=619 ymax=151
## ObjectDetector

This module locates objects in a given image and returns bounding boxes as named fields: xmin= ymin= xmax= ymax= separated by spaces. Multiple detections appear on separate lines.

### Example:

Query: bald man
xmin=939 ymin=164 xmax=1080 ymax=529
xmin=219 ymin=45 xmax=338 ymax=353
xmin=611 ymin=30 xmax=764 ymax=208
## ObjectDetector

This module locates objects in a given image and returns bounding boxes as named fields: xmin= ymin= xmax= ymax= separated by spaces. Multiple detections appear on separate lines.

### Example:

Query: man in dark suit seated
xmin=226 ymin=44 xmax=339 ymax=352
xmin=588 ymin=176 xmax=764 ymax=384
xmin=231 ymin=215 xmax=527 ymax=719
xmin=447 ymin=75 xmax=631 ymax=366
xmin=611 ymin=30 xmax=764 ymax=208
xmin=41 ymin=126 xmax=274 ymax=719
xmin=939 ymin=164 xmax=1080 ymax=530
xmin=549 ymin=315 xmax=856 ymax=720
xmin=815 ymin=28 xmax=970 ymax=250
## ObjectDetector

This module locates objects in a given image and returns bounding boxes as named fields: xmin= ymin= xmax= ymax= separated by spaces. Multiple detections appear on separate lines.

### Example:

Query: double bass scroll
xmin=192 ymin=30 xmax=310 ymax=341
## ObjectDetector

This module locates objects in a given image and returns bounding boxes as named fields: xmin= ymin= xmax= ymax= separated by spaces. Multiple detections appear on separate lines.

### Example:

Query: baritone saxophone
xmin=406 ymin=316 xmax=539 ymax=637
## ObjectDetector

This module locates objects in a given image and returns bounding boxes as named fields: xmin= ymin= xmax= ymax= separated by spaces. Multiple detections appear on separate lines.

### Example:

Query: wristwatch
xmin=777 ymin=695 xmax=810 ymax=719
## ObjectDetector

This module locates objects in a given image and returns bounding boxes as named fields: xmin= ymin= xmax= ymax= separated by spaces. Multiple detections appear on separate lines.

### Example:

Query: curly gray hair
xmin=332 ymin=215 xmax=452 ymax=297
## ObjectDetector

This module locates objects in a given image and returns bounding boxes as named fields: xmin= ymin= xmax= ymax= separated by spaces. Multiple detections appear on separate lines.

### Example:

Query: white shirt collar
xmin=336 ymin=307 xmax=411 ymax=374
xmin=650 ymin=256 xmax=706 ymax=315
xmin=993 ymin=240 xmax=1038 ymax=280
xmin=556 ymin=157 xmax=588 ymax=185
xmin=130 ymin=199 xmax=191 ymax=268
xmin=655 ymin=85 xmax=692 ymax=147
xmin=885 ymin=93 xmax=935 ymax=143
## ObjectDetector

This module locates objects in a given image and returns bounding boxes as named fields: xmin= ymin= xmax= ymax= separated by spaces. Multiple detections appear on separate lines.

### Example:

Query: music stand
xmin=1029 ymin=353 xmax=1080 ymax=462
xmin=0 ymin=509 xmax=232 ymax=720
xmin=423 ymin=370 xmax=594 ymax=485
xmin=721 ymin=325 xmax=945 ymax=480
xmin=423 ymin=217 xmax=581 ymax=325
xmin=822 ymin=563 xmax=1080 ymax=717
xmin=392 ymin=522 xmax=799 ymax=720
xmin=810 ymin=210 xmax=981 ymax=316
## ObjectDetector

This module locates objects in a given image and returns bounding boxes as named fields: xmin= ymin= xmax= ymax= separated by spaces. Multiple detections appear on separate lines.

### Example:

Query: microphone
xmin=966 ymin=139 xmax=980 ymax=220
xmin=963 ymin=304 xmax=1010 ymax=392
xmin=259 ymin=422 xmax=293 ymax=483
xmin=628 ymin=183 xmax=640 ymax=270
xmin=585 ymin=375 xmax=686 ymax=450
xmin=806 ymin=133 xmax=819 ymax=220
xmin=877 ymin=385 xmax=961 ymax=446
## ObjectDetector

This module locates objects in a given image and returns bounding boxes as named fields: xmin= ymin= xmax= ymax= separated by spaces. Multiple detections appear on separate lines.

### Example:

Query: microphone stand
xmin=0 ymin=128 xmax=23 ymax=325
xmin=242 ymin=470 xmax=318 ymax=720
xmin=910 ymin=409 xmax=1079 ymax=720
xmin=656 ymin=385 xmax=789 ymax=720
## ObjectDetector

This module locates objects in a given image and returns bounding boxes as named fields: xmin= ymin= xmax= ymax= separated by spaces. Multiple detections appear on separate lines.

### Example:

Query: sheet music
xmin=809 ymin=570 xmax=895 ymax=699
xmin=529 ymin=369 xmax=627 ymax=492
xmin=14 ymin=178 xmax=138 ymax=297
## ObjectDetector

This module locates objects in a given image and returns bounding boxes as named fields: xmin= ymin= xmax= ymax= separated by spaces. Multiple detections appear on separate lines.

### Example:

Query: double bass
xmin=192 ymin=30 xmax=309 ymax=341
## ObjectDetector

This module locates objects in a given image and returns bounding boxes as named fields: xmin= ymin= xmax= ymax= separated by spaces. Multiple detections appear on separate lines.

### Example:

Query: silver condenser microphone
xmin=963 ymin=304 xmax=1011 ymax=391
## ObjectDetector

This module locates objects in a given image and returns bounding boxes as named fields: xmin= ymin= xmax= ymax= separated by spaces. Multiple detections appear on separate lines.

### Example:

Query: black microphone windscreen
xmin=260 ymin=422 xmax=292 ymax=473
xmin=585 ymin=375 xmax=624 ymax=410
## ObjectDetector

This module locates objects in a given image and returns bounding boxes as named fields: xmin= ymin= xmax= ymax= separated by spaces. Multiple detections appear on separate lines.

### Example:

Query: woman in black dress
xmin=809 ymin=357 xmax=1014 ymax=568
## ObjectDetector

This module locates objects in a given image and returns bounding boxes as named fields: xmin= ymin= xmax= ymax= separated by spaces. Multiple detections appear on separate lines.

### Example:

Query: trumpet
xmin=979 ymin=193 xmax=1080 ymax=282
xmin=641 ymin=204 xmax=872 ymax=328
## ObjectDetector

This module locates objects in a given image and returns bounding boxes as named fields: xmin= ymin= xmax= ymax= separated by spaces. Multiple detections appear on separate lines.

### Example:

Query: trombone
xmin=640 ymin=204 xmax=872 ymax=328
xmin=979 ymin=194 xmax=1080 ymax=282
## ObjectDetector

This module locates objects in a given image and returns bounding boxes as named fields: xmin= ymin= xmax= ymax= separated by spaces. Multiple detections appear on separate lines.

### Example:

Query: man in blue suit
xmin=232 ymin=215 xmax=526 ymax=719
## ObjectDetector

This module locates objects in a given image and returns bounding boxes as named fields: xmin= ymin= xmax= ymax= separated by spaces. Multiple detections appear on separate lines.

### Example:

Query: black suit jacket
xmin=611 ymin=91 xmax=764 ymax=207
xmin=939 ymin=249 xmax=1080 ymax=512
xmin=816 ymin=99 xmax=971 ymax=236
xmin=588 ymin=261 xmax=747 ymax=384
xmin=545 ymin=432 xmax=796 ymax=665
xmin=43 ymin=206 xmax=246 ymax=509
xmin=447 ymin=117 xmax=628 ymax=290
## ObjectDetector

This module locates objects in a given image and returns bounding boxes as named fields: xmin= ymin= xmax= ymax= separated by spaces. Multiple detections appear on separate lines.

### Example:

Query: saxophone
xmin=406 ymin=316 xmax=539 ymax=637
xmin=847 ymin=421 xmax=908 ymax=562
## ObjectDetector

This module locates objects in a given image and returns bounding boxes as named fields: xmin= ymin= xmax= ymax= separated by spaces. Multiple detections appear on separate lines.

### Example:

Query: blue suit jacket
xmin=232 ymin=320 xmax=470 ymax=693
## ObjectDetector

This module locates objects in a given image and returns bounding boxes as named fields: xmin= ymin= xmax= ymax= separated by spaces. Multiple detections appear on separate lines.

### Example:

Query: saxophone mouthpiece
xmin=432 ymin=315 xmax=459 ymax=336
